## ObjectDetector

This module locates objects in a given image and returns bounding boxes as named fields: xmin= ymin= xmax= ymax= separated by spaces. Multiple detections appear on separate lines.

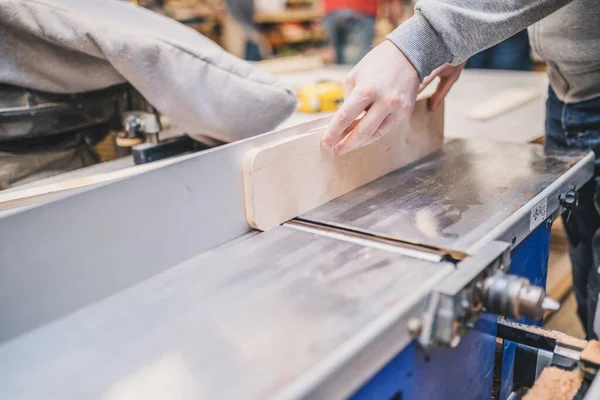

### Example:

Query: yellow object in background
xmin=297 ymin=81 xmax=344 ymax=113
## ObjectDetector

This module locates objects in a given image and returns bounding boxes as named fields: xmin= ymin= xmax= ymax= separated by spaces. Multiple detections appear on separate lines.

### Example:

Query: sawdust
xmin=581 ymin=340 xmax=600 ymax=366
xmin=523 ymin=366 xmax=583 ymax=400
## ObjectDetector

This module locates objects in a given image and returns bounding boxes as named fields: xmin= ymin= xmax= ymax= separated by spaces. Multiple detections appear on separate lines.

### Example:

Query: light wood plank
xmin=255 ymin=55 xmax=324 ymax=75
xmin=243 ymin=98 xmax=445 ymax=231
xmin=466 ymin=87 xmax=539 ymax=121
xmin=0 ymin=159 xmax=171 ymax=211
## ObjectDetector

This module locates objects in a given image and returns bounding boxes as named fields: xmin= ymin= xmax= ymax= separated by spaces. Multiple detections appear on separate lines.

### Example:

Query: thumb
xmin=419 ymin=74 xmax=435 ymax=92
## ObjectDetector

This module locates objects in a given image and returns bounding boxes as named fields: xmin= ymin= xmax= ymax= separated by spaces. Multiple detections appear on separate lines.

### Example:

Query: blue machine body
xmin=351 ymin=221 xmax=553 ymax=400
xmin=499 ymin=220 xmax=552 ymax=400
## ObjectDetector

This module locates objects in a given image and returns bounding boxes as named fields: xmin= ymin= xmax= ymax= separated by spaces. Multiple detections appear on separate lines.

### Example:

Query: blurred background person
xmin=226 ymin=0 xmax=271 ymax=61
xmin=323 ymin=0 xmax=407 ymax=65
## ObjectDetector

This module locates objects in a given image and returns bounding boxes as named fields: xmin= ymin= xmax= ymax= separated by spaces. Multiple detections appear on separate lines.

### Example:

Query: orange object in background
xmin=280 ymin=22 xmax=308 ymax=41
xmin=322 ymin=0 xmax=379 ymax=17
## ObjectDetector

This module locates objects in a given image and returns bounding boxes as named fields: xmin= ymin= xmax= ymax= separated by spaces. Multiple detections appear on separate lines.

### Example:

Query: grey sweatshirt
xmin=387 ymin=0 xmax=600 ymax=103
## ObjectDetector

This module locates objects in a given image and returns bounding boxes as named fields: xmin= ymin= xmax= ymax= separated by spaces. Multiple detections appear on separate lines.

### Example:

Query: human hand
xmin=419 ymin=62 xmax=466 ymax=112
xmin=320 ymin=40 xmax=420 ymax=155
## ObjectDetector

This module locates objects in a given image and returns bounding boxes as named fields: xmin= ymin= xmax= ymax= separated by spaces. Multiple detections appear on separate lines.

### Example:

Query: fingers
xmin=321 ymin=89 xmax=373 ymax=151
xmin=345 ymin=73 xmax=356 ymax=94
xmin=334 ymin=103 xmax=390 ymax=155
xmin=427 ymin=63 xmax=465 ymax=111
xmin=429 ymin=75 xmax=456 ymax=112
xmin=320 ymin=39 xmax=421 ymax=155
xmin=362 ymin=115 xmax=395 ymax=147
xmin=419 ymin=73 xmax=436 ymax=93
xmin=419 ymin=64 xmax=447 ymax=92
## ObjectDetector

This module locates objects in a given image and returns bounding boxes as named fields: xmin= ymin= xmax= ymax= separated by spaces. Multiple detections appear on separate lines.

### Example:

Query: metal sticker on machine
xmin=530 ymin=198 xmax=548 ymax=231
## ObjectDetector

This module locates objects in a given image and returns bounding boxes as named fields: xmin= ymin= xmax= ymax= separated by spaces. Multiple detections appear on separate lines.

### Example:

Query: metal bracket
xmin=559 ymin=186 xmax=579 ymax=223
xmin=121 ymin=110 xmax=162 ymax=144
xmin=415 ymin=239 xmax=559 ymax=349
xmin=416 ymin=241 xmax=511 ymax=348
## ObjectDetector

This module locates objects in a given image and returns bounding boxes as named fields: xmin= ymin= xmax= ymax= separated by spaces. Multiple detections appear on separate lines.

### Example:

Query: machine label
xmin=530 ymin=198 xmax=548 ymax=231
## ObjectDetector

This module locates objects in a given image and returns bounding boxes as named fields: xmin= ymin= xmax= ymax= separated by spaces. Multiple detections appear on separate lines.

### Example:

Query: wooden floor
xmin=545 ymin=219 xmax=573 ymax=302
xmin=545 ymin=292 xmax=585 ymax=338
xmin=543 ymin=219 xmax=586 ymax=339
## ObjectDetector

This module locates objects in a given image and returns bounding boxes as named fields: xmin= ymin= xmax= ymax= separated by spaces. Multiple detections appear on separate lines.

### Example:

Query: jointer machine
xmin=0 ymin=107 xmax=599 ymax=399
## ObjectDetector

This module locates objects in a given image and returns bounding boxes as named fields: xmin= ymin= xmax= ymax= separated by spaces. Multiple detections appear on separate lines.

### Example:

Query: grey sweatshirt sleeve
xmin=387 ymin=0 xmax=573 ymax=80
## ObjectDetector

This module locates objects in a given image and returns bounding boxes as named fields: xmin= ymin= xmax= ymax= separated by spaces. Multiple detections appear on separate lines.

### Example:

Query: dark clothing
xmin=545 ymin=86 xmax=600 ymax=339
xmin=245 ymin=40 xmax=262 ymax=62
xmin=0 ymin=146 xmax=99 ymax=190
xmin=466 ymin=30 xmax=532 ymax=71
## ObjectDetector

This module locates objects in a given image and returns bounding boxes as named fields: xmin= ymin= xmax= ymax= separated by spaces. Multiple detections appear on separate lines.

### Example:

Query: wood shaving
xmin=581 ymin=340 xmax=600 ymax=366
xmin=523 ymin=366 xmax=583 ymax=400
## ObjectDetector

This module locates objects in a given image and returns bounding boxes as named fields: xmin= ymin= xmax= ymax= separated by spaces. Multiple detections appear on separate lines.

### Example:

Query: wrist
xmin=386 ymin=13 xmax=452 ymax=81
xmin=383 ymin=39 xmax=419 ymax=84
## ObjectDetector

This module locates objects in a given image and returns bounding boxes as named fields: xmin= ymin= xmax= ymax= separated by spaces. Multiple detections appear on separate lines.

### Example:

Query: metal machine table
xmin=0 ymin=137 xmax=594 ymax=399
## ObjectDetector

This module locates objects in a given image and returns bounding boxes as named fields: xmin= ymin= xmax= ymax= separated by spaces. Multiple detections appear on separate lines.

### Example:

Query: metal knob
xmin=121 ymin=111 xmax=161 ymax=144
xmin=123 ymin=115 xmax=143 ymax=135
xmin=481 ymin=274 xmax=559 ymax=320
xmin=559 ymin=189 xmax=579 ymax=210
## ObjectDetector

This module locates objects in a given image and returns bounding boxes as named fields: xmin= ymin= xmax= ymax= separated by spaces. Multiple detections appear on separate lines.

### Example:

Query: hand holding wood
xmin=320 ymin=40 xmax=421 ymax=155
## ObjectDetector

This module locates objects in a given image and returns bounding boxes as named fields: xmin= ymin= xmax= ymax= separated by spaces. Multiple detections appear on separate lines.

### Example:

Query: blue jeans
xmin=245 ymin=40 xmax=262 ymax=62
xmin=323 ymin=10 xmax=375 ymax=65
xmin=466 ymin=30 xmax=532 ymax=71
xmin=546 ymin=86 xmax=600 ymax=339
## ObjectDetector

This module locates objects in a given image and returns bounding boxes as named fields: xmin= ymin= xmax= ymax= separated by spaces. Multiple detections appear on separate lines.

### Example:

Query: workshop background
xmin=2 ymin=1 xmax=599 ymax=399
xmin=90 ymin=0 xmax=586 ymax=339
xmin=0 ymin=0 xmax=582 ymax=337
xmin=0 ymin=0 xmax=580 ymax=335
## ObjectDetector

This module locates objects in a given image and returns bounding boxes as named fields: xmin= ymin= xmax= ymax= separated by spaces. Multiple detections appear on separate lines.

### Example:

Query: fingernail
xmin=333 ymin=143 xmax=343 ymax=155
xmin=321 ymin=132 xmax=334 ymax=149
xmin=334 ymin=142 xmax=349 ymax=155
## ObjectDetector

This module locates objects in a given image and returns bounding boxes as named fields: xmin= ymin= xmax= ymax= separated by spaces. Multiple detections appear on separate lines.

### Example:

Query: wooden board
xmin=0 ymin=159 xmax=171 ymax=211
xmin=243 ymin=97 xmax=445 ymax=231
xmin=466 ymin=87 xmax=539 ymax=121
xmin=255 ymin=55 xmax=324 ymax=75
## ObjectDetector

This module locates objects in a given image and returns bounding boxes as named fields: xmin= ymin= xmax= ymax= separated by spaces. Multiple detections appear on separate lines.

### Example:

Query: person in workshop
xmin=321 ymin=0 xmax=600 ymax=339
xmin=226 ymin=0 xmax=269 ymax=61
xmin=322 ymin=0 xmax=408 ymax=65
